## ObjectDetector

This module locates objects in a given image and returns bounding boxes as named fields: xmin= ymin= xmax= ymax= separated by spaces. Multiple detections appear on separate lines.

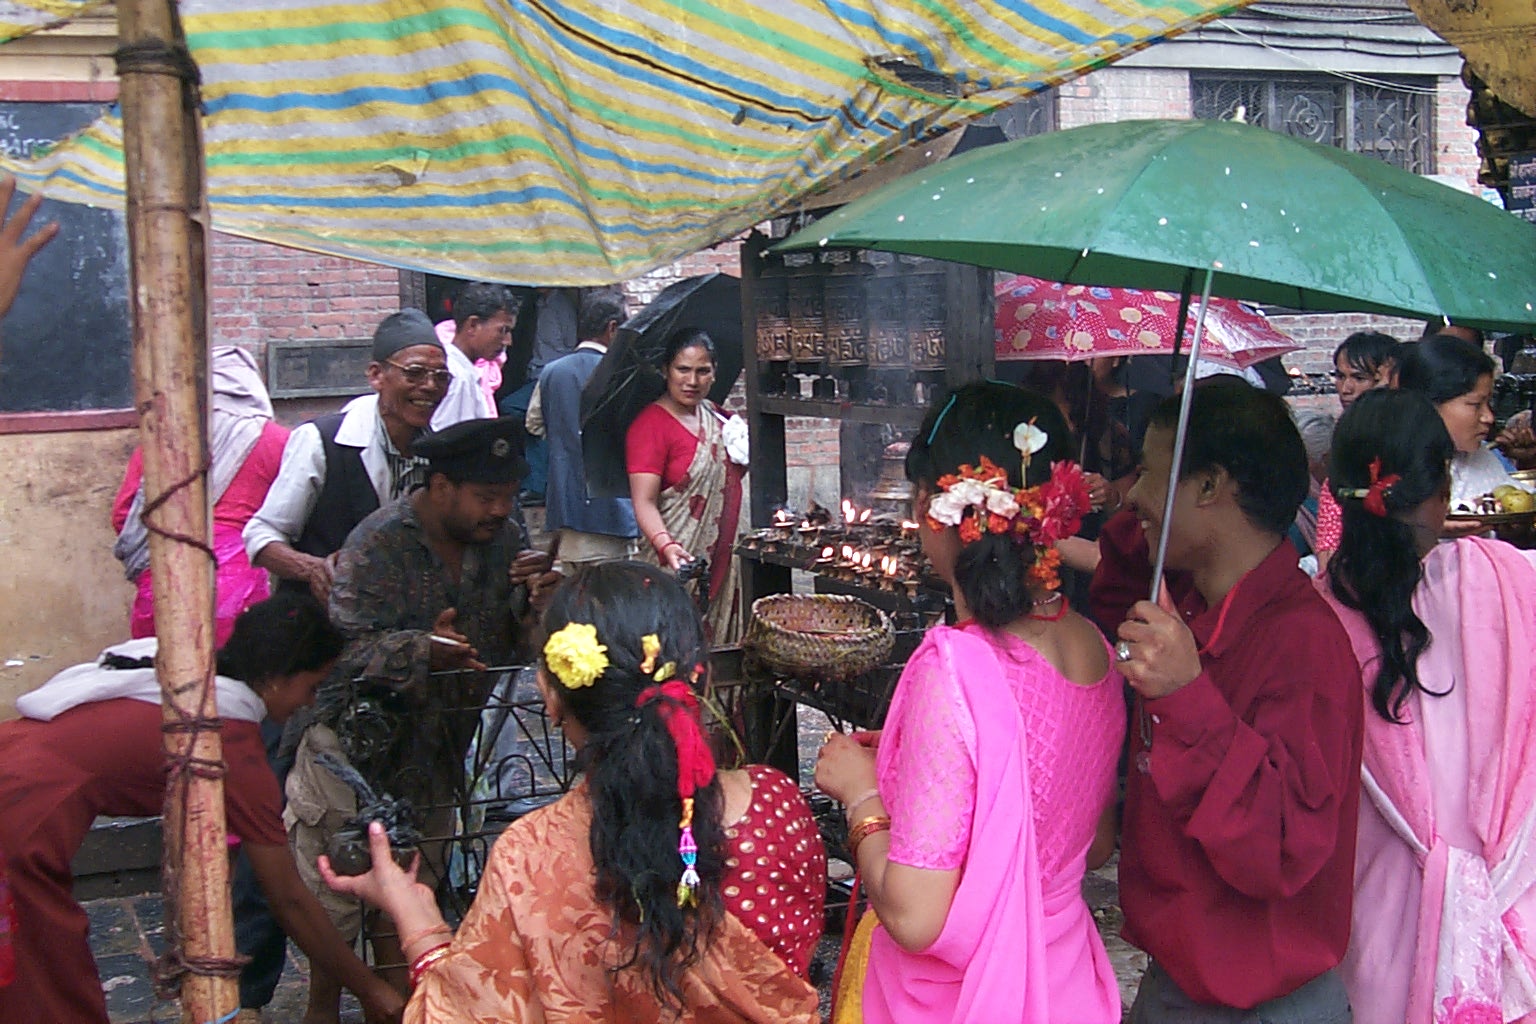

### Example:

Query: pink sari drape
xmin=1321 ymin=538 xmax=1536 ymax=1023
xmin=863 ymin=627 xmax=1120 ymax=1023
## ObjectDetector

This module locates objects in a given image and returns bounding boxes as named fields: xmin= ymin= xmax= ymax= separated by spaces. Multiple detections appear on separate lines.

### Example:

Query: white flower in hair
xmin=926 ymin=491 xmax=969 ymax=526
xmin=1013 ymin=421 xmax=1048 ymax=458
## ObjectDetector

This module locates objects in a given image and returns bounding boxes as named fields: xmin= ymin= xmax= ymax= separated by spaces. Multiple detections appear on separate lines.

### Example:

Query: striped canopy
xmin=0 ymin=0 xmax=1244 ymax=284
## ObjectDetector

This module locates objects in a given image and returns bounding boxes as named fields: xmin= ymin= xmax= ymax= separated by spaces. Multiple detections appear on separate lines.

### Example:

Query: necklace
xmin=1026 ymin=592 xmax=1068 ymax=622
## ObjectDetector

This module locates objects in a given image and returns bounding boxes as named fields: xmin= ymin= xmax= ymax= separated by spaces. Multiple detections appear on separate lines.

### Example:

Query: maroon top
xmin=721 ymin=765 xmax=825 ymax=979
xmin=1086 ymin=508 xmax=1195 ymax=640
xmin=0 ymin=698 xmax=286 ymax=850
xmin=1118 ymin=541 xmax=1364 ymax=1008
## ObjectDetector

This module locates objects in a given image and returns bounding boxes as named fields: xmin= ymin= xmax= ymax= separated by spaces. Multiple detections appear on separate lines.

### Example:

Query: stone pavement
xmin=89 ymin=862 xmax=1143 ymax=1023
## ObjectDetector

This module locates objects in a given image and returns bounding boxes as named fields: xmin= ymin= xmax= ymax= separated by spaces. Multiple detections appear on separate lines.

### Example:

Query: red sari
xmin=626 ymin=402 xmax=748 ymax=644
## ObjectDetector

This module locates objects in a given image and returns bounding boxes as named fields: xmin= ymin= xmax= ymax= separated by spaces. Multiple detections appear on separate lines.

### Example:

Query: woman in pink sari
xmin=1320 ymin=389 xmax=1536 ymax=1024
xmin=816 ymin=382 xmax=1124 ymax=1023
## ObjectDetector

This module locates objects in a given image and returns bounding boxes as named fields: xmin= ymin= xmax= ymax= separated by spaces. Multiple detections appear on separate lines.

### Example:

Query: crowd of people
xmin=2 ymin=179 xmax=1535 ymax=1024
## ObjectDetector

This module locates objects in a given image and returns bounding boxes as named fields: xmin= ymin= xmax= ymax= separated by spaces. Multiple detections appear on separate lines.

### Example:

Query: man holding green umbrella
xmin=1112 ymin=379 xmax=1363 ymax=1022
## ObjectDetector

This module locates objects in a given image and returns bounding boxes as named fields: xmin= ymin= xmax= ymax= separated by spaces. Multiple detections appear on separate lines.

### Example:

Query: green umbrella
xmin=778 ymin=117 xmax=1536 ymax=596
xmin=776 ymin=118 xmax=1536 ymax=332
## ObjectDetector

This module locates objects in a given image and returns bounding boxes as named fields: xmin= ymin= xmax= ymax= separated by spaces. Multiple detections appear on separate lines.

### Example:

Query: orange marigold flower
xmin=958 ymin=516 xmax=983 ymax=544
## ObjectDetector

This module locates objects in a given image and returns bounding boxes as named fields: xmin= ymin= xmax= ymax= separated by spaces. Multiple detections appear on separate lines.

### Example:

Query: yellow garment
xmin=831 ymin=909 xmax=880 ymax=1024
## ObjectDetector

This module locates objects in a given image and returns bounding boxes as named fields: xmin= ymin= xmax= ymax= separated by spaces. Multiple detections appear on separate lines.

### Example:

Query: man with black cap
xmin=244 ymin=308 xmax=464 ymax=603
xmin=282 ymin=416 xmax=557 ymax=1024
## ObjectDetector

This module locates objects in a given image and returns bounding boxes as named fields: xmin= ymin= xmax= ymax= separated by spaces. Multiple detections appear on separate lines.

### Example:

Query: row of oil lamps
xmin=738 ymin=501 xmax=932 ymax=597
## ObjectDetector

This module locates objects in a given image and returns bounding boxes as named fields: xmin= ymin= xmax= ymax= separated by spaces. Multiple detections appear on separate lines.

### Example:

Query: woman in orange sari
xmin=321 ymin=562 xmax=823 ymax=1022
xmin=626 ymin=329 xmax=749 ymax=644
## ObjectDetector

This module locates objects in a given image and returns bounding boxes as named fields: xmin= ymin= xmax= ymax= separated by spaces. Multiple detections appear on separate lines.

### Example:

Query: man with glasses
xmin=431 ymin=281 xmax=518 ymax=428
xmin=244 ymin=308 xmax=453 ymax=604
xmin=236 ymin=307 xmax=452 ymax=1019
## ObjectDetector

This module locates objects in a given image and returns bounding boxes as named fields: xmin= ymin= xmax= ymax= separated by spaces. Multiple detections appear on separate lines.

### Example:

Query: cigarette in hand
xmin=430 ymin=634 xmax=468 ymax=648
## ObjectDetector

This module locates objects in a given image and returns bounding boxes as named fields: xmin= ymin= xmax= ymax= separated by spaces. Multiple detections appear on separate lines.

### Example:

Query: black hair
xmin=1420 ymin=319 xmax=1486 ymax=346
xmin=905 ymin=381 xmax=1074 ymax=629
xmin=1397 ymin=334 xmax=1496 ymax=405
xmin=1326 ymin=389 xmax=1456 ymax=723
xmin=540 ymin=562 xmax=722 ymax=1009
xmin=578 ymin=291 xmax=626 ymax=341
xmin=1146 ymin=376 xmax=1308 ymax=536
xmin=215 ymin=592 xmax=343 ymax=690
xmin=659 ymin=328 xmax=716 ymax=369
xmin=452 ymin=281 xmax=517 ymax=328
xmin=1333 ymin=331 xmax=1401 ymax=374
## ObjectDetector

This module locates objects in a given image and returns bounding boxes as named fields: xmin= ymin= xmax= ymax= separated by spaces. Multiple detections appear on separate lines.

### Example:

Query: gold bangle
xmin=846 ymin=814 xmax=892 ymax=861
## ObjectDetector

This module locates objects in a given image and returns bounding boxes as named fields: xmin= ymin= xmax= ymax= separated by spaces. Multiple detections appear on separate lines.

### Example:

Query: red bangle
xmin=408 ymin=942 xmax=451 ymax=988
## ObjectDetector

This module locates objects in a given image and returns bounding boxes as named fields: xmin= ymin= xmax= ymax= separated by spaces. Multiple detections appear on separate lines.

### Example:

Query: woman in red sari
xmin=626 ymin=329 xmax=749 ymax=644
xmin=322 ymin=561 xmax=823 ymax=1023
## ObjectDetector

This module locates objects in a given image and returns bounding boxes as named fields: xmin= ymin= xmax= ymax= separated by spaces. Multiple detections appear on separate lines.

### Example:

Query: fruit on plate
xmin=1494 ymin=485 xmax=1535 ymax=513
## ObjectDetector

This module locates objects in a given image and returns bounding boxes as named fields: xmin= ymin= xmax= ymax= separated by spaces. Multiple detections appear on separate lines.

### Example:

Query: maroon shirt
xmin=1086 ymin=508 xmax=1195 ymax=639
xmin=1119 ymin=540 xmax=1364 ymax=1008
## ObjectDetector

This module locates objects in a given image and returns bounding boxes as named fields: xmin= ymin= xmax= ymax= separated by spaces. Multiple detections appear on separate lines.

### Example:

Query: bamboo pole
xmin=115 ymin=1 xmax=234 ymax=1020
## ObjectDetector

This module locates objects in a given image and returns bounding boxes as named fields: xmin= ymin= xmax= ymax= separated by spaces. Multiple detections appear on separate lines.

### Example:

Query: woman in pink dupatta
xmin=817 ymin=383 xmax=1124 ymax=1023
xmin=1319 ymin=389 xmax=1536 ymax=1024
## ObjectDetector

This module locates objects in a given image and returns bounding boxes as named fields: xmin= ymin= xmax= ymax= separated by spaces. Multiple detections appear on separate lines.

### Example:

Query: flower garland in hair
xmin=924 ymin=423 xmax=1093 ymax=591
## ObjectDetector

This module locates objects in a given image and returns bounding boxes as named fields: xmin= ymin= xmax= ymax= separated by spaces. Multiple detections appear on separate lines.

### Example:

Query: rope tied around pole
xmin=113 ymin=39 xmax=201 ymax=87
xmin=150 ymin=622 xmax=243 ymax=1002
xmin=140 ymin=458 xmax=217 ymax=563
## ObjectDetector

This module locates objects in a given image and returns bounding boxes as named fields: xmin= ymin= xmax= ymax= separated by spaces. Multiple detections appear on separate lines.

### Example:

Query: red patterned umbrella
xmin=994 ymin=274 xmax=1300 ymax=368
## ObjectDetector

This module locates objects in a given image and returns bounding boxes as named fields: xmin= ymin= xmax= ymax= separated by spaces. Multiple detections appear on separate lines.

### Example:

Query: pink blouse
xmin=879 ymin=622 xmax=1123 ymax=880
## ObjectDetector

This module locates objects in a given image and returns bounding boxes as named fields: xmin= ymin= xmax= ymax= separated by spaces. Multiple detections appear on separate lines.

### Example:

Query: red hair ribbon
xmin=1363 ymin=457 xmax=1401 ymax=517
xmin=636 ymin=679 xmax=715 ymax=906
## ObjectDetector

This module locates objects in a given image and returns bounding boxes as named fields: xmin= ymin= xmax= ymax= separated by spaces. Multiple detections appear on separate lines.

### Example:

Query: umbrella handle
xmin=1148 ymin=266 xmax=1217 ymax=603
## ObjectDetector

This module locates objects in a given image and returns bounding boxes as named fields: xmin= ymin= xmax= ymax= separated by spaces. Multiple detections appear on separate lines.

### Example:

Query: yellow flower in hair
xmin=640 ymin=634 xmax=661 ymax=675
xmin=543 ymin=622 xmax=608 ymax=690
xmin=653 ymin=661 xmax=677 ymax=683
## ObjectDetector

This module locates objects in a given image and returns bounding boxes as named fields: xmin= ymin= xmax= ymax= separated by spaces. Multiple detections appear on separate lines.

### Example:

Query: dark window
xmin=1192 ymin=73 xmax=1434 ymax=173
xmin=982 ymin=89 xmax=1058 ymax=141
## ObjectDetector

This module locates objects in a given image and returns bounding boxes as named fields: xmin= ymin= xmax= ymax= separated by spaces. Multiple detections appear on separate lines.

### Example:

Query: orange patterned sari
xmin=407 ymin=786 xmax=820 ymax=1023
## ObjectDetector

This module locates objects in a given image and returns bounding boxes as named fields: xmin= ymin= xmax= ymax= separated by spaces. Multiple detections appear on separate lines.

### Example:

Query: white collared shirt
xmin=432 ymin=340 xmax=495 ymax=428
xmin=242 ymin=394 xmax=393 ymax=561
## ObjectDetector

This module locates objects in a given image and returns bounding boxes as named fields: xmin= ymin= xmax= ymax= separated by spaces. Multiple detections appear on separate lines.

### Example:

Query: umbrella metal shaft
xmin=1149 ymin=265 xmax=1217 ymax=602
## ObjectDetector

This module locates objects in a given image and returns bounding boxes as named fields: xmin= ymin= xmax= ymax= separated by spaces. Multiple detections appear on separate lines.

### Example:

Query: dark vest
xmin=290 ymin=411 xmax=380 ymax=561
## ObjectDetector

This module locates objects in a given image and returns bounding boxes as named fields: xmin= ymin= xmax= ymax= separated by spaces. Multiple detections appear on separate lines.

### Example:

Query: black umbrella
xmin=580 ymin=272 xmax=742 ymax=498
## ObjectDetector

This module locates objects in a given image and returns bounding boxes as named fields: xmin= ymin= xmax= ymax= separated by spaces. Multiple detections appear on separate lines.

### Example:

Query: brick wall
xmin=207 ymin=232 xmax=401 ymax=367
xmin=1057 ymin=67 xmax=1192 ymax=128
xmin=1435 ymin=75 xmax=1481 ymax=189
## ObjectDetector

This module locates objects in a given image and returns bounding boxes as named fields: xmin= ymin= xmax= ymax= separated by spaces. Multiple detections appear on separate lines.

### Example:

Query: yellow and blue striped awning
xmin=0 ymin=0 xmax=1245 ymax=284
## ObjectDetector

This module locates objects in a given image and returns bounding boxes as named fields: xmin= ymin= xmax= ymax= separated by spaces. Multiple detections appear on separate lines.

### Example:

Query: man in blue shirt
xmin=530 ymin=291 xmax=638 ymax=572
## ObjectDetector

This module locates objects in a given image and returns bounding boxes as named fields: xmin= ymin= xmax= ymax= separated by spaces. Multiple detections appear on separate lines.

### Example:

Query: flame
xmin=901 ymin=519 xmax=919 ymax=531
xmin=842 ymin=498 xmax=855 ymax=524
xmin=859 ymin=508 xmax=872 ymax=523
xmin=820 ymin=546 xmax=834 ymax=559
xmin=772 ymin=509 xmax=794 ymax=526
xmin=840 ymin=545 xmax=854 ymax=560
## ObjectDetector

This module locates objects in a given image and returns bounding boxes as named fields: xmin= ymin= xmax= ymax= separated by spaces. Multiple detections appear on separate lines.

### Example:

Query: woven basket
xmin=744 ymin=594 xmax=894 ymax=681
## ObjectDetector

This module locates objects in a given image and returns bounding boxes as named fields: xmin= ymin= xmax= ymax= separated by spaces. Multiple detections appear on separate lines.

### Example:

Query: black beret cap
xmin=414 ymin=416 xmax=527 ymax=484
xmin=372 ymin=308 xmax=441 ymax=362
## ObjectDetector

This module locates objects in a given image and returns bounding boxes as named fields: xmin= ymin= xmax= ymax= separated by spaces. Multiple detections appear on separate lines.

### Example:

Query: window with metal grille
xmin=981 ymin=89 xmax=1058 ymax=140
xmin=1191 ymin=73 xmax=1435 ymax=173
